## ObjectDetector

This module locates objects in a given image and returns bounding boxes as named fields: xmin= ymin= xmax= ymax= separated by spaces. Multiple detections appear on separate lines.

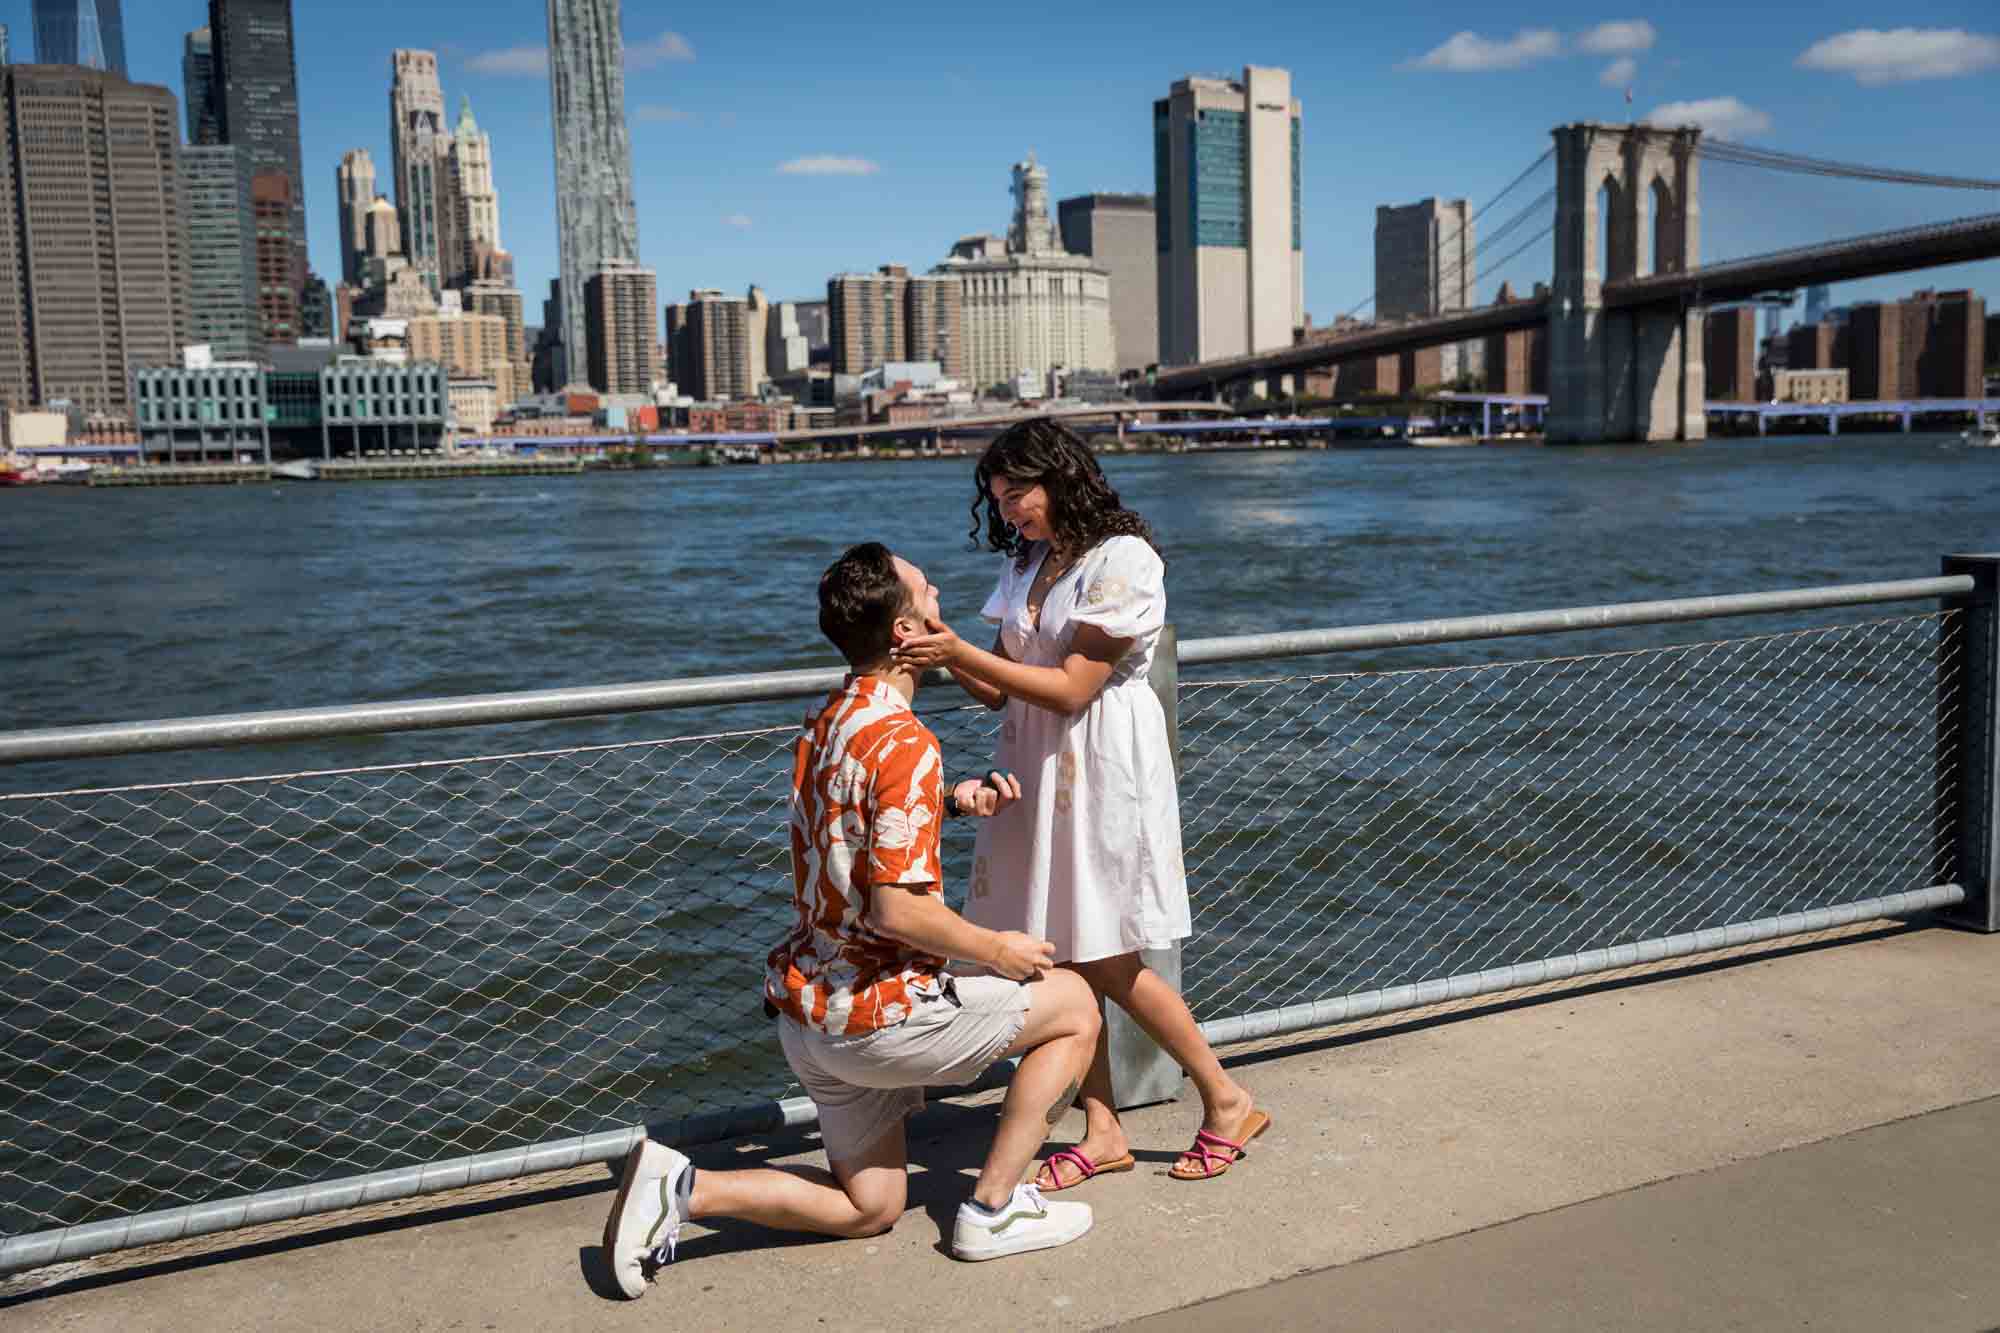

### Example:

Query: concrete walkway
xmin=8 ymin=918 xmax=2000 ymax=1331
xmin=1135 ymin=1097 xmax=2000 ymax=1331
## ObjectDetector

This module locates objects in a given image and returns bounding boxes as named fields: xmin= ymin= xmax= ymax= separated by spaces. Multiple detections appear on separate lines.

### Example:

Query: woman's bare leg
xmin=1040 ymin=953 xmax=1254 ymax=1185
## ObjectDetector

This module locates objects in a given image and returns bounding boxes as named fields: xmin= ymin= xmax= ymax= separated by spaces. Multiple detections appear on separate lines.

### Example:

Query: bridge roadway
xmin=10 ymin=918 xmax=1999 ymax=1329
xmin=1155 ymin=211 xmax=2000 ymax=397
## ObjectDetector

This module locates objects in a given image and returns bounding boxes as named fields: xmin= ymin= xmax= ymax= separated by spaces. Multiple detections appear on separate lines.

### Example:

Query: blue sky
xmin=16 ymin=0 xmax=2000 ymax=328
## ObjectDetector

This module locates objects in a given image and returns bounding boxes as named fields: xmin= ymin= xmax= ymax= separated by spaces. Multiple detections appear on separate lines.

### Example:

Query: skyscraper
xmin=1376 ymin=197 xmax=1478 ymax=381
xmin=1804 ymin=284 xmax=1831 ymax=327
xmin=183 ymin=145 xmax=264 ymax=362
xmin=390 ymin=50 xmax=447 ymax=295
xmin=1375 ymin=198 xmax=1474 ymax=320
xmin=0 ymin=66 xmax=187 ymax=416
xmin=448 ymin=98 xmax=502 ymax=289
xmin=548 ymin=0 xmax=641 ymax=384
xmin=32 ymin=0 xmax=125 ymax=76
xmin=336 ymin=149 xmax=374 ymax=288
xmin=1057 ymin=193 xmax=1158 ymax=374
xmin=182 ymin=28 xmax=219 ymax=144
xmin=1153 ymin=66 xmax=1302 ymax=365
xmin=210 ymin=0 xmax=307 ymax=291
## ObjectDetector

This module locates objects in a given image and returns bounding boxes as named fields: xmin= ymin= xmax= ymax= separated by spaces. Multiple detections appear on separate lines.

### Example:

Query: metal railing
xmin=2 ymin=564 xmax=1993 ymax=1277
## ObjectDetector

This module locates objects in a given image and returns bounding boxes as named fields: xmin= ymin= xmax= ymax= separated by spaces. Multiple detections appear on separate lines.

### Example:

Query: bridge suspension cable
xmin=1699 ymin=139 xmax=2000 ymax=192
xmin=1401 ymin=182 xmax=1557 ymax=320
xmin=1339 ymin=147 xmax=1556 ymax=321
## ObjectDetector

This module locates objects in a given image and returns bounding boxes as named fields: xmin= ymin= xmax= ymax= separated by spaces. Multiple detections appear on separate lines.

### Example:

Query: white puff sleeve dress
xmin=963 ymin=534 xmax=1191 ymax=964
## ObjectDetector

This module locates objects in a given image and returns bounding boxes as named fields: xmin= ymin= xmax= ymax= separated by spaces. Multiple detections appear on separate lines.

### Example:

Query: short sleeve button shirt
xmin=765 ymin=675 xmax=945 ymax=1035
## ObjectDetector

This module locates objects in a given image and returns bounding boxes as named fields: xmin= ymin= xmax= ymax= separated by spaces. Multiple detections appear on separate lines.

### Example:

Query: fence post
xmin=1942 ymin=554 xmax=2000 ymax=933
xmin=1107 ymin=623 xmax=1186 ymax=1108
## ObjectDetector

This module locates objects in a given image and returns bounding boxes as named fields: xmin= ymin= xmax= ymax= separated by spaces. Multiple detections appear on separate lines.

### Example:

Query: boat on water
xmin=1958 ymin=425 xmax=2000 ymax=448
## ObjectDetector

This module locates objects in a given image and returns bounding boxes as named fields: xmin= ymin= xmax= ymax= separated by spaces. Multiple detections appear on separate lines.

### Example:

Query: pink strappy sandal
xmin=1168 ymin=1110 xmax=1272 ymax=1181
xmin=1032 ymin=1146 xmax=1137 ymax=1192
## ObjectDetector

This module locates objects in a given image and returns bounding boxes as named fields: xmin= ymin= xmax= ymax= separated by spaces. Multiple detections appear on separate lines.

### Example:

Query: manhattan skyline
xmin=16 ymin=0 xmax=2000 ymax=328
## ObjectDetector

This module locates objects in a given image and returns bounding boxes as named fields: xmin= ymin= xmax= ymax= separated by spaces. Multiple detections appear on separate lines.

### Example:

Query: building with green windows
xmin=134 ymin=353 xmax=447 ymax=461
xmin=1153 ymin=66 xmax=1302 ymax=367
xmin=134 ymin=360 xmax=270 ymax=462
xmin=319 ymin=358 xmax=447 ymax=457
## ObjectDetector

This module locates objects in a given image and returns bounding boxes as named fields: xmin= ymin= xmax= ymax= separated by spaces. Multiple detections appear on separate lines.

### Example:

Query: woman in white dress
xmin=893 ymin=418 xmax=1267 ymax=1188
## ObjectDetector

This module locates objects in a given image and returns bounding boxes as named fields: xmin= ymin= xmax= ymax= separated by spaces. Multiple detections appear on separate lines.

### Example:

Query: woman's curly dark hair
xmin=968 ymin=417 xmax=1163 ymax=572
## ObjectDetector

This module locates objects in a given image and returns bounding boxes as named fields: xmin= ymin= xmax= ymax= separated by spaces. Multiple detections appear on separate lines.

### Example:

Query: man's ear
xmin=888 ymin=613 xmax=918 ymax=648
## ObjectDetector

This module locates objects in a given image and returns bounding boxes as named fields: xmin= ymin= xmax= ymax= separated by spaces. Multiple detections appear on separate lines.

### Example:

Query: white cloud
xmin=1797 ymin=28 xmax=2000 ymax=84
xmin=1643 ymin=96 xmax=1772 ymax=139
xmin=1402 ymin=29 xmax=1562 ymax=72
xmin=626 ymin=30 xmax=696 ymax=69
xmin=1599 ymin=56 xmax=1638 ymax=87
xmin=723 ymin=214 xmax=753 ymax=229
xmin=777 ymin=155 xmax=881 ymax=176
xmin=637 ymin=105 xmax=694 ymax=123
xmin=465 ymin=44 xmax=548 ymax=77
xmin=1578 ymin=20 xmax=1657 ymax=55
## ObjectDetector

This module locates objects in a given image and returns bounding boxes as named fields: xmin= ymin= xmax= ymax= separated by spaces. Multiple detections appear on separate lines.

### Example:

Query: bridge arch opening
xmin=1596 ymin=177 xmax=1617 ymax=281
xmin=1651 ymin=176 xmax=1679 ymax=275
xmin=1592 ymin=174 xmax=1624 ymax=280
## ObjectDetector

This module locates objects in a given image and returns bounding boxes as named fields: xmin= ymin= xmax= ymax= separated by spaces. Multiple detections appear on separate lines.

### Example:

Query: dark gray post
xmin=1108 ymin=623 xmax=1185 ymax=1108
xmin=1943 ymin=555 xmax=2000 ymax=933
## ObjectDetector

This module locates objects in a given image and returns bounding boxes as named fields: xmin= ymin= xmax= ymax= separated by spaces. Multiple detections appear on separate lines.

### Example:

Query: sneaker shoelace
xmin=645 ymin=1179 xmax=683 ymax=1269
xmin=1015 ymin=1183 xmax=1049 ymax=1215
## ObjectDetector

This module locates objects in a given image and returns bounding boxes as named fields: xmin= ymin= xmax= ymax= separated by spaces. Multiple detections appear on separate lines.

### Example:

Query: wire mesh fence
xmin=1177 ymin=612 xmax=1961 ymax=1021
xmin=0 ymin=607 xmax=1965 ymax=1257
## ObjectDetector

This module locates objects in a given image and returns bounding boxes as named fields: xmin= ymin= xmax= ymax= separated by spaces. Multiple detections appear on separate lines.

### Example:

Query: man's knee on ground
xmin=837 ymin=1168 xmax=906 ymax=1236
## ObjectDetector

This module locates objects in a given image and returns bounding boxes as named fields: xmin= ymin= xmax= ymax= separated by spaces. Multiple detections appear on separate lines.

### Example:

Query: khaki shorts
xmin=778 ymin=973 xmax=1031 ymax=1165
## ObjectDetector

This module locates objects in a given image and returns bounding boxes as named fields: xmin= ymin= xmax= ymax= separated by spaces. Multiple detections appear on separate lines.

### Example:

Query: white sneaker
xmin=951 ymin=1182 xmax=1093 ymax=1261
xmin=603 ymin=1138 xmax=693 ymax=1299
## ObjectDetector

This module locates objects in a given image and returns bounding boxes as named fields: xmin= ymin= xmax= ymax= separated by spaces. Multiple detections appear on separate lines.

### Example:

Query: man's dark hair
xmin=818 ymin=542 xmax=912 ymax=667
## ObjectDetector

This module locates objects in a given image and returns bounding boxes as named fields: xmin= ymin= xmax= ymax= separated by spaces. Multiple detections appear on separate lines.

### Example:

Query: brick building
xmin=1910 ymin=289 xmax=1985 ymax=399
xmin=1849 ymin=290 xmax=1987 ymax=399
xmin=1784 ymin=319 xmax=1847 ymax=373
xmin=828 ymin=267 xmax=911 ymax=375
xmin=665 ymin=289 xmax=756 ymax=401
xmin=1703 ymin=307 xmax=1759 ymax=402
xmin=582 ymin=260 xmax=657 ymax=397
xmin=1479 ymin=282 xmax=1548 ymax=395
xmin=252 ymin=172 xmax=299 ymax=345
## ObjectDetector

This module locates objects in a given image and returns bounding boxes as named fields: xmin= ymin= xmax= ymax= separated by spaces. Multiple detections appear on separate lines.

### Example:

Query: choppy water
xmin=6 ymin=434 xmax=1996 ymax=747
xmin=1 ymin=434 xmax=1995 ymax=1238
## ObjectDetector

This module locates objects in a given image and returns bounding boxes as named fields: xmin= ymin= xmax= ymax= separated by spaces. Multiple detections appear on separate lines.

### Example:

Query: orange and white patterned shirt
xmin=765 ymin=675 xmax=945 ymax=1035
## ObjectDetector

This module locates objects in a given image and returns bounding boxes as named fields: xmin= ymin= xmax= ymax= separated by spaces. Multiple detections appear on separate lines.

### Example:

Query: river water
xmin=1 ymin=434 xmax=1994 ymax=1239
xmin=6 ymin=434 xmax=1995 ymax=749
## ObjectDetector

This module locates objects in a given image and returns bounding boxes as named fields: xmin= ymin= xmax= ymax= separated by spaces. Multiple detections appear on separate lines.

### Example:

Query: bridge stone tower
xmin=1548 ymin=123 xmax=1706 ymax=443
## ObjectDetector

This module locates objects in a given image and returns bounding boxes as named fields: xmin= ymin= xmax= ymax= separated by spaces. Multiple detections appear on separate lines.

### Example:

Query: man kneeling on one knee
xmin=606 ymin=541 xmax=1104 ymax=1296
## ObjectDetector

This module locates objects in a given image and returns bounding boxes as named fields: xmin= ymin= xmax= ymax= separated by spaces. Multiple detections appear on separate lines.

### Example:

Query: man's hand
xmin=989 ymin=931 xmax=1056 ymax=981
xmin=893 ymin=615 xmax=965 ymax=673
xmin=953 ymin=770 xmax=1022 ymax=817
